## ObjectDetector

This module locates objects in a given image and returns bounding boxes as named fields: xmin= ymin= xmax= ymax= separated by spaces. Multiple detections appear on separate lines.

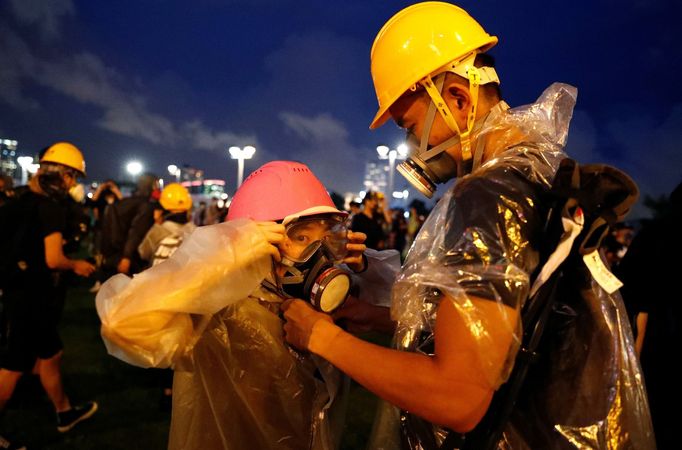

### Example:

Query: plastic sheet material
xmin=96 ymin=219 xmax=345 ymax=449
xmin=368 ymin=83 xmax=654 ymax=449
xmin=350 ymin=248 xmax=401 ymax=307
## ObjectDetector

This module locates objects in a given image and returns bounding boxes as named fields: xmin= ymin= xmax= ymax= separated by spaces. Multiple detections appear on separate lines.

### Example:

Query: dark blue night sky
xmin=1 ymin=0 xmax=680 ymax=217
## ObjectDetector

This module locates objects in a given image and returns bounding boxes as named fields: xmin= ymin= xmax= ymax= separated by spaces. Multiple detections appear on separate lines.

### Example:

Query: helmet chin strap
xmin=414 ymin=71 xmax=488 ymax=178
xmin=420 ymin=65 xmax=480 ymax=162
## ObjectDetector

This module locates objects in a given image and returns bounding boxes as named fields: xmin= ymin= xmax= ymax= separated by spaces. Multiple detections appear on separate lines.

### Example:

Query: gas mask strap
xmin=418 ymin=134 xmax=462 ymax=161
xmin=420 ymin=73 xmax=462 ymax=137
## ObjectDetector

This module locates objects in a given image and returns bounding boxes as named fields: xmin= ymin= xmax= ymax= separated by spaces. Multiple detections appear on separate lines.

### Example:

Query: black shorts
xmin=0 ymin=282 xmax=63 ymax=372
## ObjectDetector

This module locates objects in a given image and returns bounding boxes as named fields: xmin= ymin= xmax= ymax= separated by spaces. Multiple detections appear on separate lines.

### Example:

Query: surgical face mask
xmin=278 ymin=217 xmax=352 ymax=313
xmin=69 ymin=183 xmax=85 ymax=203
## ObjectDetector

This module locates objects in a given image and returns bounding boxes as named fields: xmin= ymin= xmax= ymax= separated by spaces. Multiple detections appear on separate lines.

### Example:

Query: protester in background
xmin=351 ymin=191 xmax=387 ymax=249
xmin=100 ymin=173 xmax=159 ymax=278
xmin=203 ymin=197 xmax=221 ymax=225
xmin=138 ymin=183 xmax=196 ymax=267
xmin=0 ymin=175 xmax=14 ymax=207
xmin=192 ymin=201 xmax=207 ymax=226
xmin=388 ymin=208 xmax=407 ymax=255
xmin=348 ymin=200 xmax=362 ymax=219
xmin=618 ymin=181 xmax=682 ymax=450
xmin=87 ymin=180 xmax=123 ymax=293
xmin=0 ymin=142 xmax=97 ymax=449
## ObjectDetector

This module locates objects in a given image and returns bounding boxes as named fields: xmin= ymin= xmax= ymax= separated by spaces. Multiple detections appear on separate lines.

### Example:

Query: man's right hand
xmin=73 ymin=260 xmax=96 ymax=277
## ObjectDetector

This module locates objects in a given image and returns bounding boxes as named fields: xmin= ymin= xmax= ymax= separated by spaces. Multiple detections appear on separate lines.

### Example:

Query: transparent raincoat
xmin=96 ymin=220 xmax=347 ymax=450
xmin=368 ymin=83 xmax=654 ymax=449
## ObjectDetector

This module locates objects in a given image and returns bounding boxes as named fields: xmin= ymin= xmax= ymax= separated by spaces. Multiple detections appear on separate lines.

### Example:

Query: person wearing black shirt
xmin=0 ymin=142 xmax=97 ymax=446
xmin=618 ymin=181 xmax=682 ymax=450
xmin=350 ymin=192 xmax=387 ymax=249
xmin=100 ymin=173 xmax=159 ymax=277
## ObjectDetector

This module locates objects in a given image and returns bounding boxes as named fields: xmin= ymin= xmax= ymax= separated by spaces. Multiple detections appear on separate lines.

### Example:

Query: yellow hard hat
xmin=40 ymin=142 xmax=86 ymax=176
xmin=159 ymin=183 xmax=193 ymax=211
xmin=370 ymin=2 xmax=498 ymax=129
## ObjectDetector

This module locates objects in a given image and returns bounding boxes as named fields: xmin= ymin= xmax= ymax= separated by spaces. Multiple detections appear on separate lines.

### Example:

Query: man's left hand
xmin=343 ymin=231 xmax=367 ymax=272
xmin=282 ymin=299 xmax=334 ymax=351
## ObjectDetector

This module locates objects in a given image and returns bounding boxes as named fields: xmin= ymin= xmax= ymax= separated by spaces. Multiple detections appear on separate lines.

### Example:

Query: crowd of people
xmin=1 ymin=2 xmax=674 ymax=450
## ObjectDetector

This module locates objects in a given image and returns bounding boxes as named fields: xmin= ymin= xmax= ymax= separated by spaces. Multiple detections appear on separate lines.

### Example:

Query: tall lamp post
xmin=228 ymin=145 xmax=256 ymax=189
xmin=377 ymin=143 xmax=408 ymax=197
xmin=17 ymin=156 xmax=34 ymax=185
xmin=167 ymin=164 xmax=181 ymax=182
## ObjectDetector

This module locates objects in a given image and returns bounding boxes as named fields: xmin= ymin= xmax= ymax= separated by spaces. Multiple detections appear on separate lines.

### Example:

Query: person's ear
xmin=445 ymin=82 xmax=472 ymax=114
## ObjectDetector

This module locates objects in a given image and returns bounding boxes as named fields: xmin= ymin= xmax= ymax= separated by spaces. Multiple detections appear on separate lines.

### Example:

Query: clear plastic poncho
xmin=96 ymin=219 xmax=345 ymax=450
xmin=368 ymin=83 xmax=654 ymax=449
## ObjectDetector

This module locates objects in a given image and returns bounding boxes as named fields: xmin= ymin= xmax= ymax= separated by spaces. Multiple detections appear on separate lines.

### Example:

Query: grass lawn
xmin=2 ymin=279 xmax=384 ymax=449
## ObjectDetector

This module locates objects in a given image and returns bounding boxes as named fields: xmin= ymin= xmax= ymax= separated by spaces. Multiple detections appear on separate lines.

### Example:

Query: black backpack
xmin=406 ymin=159 xmax=639 ymax=450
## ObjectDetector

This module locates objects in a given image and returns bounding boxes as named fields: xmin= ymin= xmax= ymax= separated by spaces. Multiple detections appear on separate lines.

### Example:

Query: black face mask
xmin=279 ymin=242 xmax=351 ymax=313
xmin=38 ymin=172 xmax=68 ymax=199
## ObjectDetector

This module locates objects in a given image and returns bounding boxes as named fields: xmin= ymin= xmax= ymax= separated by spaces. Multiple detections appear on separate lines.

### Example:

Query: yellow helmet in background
xmin=369 ymin=2 xmax=498 ymax=129
xmin=159 ymin=183 xmax=192 ymax=212
xmin=40 ymin=142 xmax=86 ymax=176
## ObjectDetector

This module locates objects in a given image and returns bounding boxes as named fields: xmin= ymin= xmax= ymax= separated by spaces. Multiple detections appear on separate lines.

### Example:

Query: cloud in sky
xmin=607 ymin=105 xmax=682 ymax=199
xmin=0 ymin=17 xmax=254 ymax=156
xmin=565 ymin=105 xmax=682 ymax=218
xmin=279 ymin=111 xmax=368 ymax=194
xmin=280 ymin=112 xmax=349 ymax=143
xmin=8 ymin=0 xmax=75 ymax=41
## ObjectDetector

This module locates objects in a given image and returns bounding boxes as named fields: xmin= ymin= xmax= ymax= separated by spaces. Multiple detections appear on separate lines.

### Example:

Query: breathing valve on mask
xmin=279 ymin=241 xmax=352 ymax=313
xmin=395 ymin=132 xmax=460 ymax=199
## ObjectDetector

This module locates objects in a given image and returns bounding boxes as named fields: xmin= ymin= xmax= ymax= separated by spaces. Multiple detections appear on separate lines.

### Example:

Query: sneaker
xmin=0 ymin=433 xmax=27 ymax=450
xmin=56 ymin=401 xmax=98 ymax=433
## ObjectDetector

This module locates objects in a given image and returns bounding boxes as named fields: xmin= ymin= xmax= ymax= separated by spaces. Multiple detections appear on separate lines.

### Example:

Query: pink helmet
xmin=227 ymin=161 xmax=346 ymax=225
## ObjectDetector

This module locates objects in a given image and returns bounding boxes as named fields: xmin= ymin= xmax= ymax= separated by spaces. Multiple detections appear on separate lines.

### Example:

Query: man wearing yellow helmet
xmin=282 ymin=3 xmax=653 ymax=449
xmin=0 ymin=142 xmax=97 ymax=445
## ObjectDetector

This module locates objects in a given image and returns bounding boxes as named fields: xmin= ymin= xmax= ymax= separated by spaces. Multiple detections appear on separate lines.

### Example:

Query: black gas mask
xmin=277 ymin=216 xmax=352 ymax=313
xmin=38 ymin=170 xmax=69 ymax=199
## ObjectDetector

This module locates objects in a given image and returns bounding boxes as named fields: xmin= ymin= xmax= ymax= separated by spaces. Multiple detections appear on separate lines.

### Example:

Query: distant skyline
xmin=1 ymin=0 xmax=680 ymax=217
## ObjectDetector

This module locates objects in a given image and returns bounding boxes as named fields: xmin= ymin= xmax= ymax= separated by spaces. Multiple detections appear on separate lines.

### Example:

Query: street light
xmin=167 ymin=164 xmax=181 ymax=182
xmin=377 ymin=143 xmax=408 ymax=197
xmin=17 ymin=156 xmax=33 ymax=185
xmin=229 ymin=145 xmax=256 ymax=188
xmin=126 ymin=161 xmax=143 ymax=181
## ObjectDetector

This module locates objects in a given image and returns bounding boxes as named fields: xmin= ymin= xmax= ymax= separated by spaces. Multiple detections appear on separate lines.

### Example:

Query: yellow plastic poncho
xmin=96 ymin=219 xmax=344 ymax=450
